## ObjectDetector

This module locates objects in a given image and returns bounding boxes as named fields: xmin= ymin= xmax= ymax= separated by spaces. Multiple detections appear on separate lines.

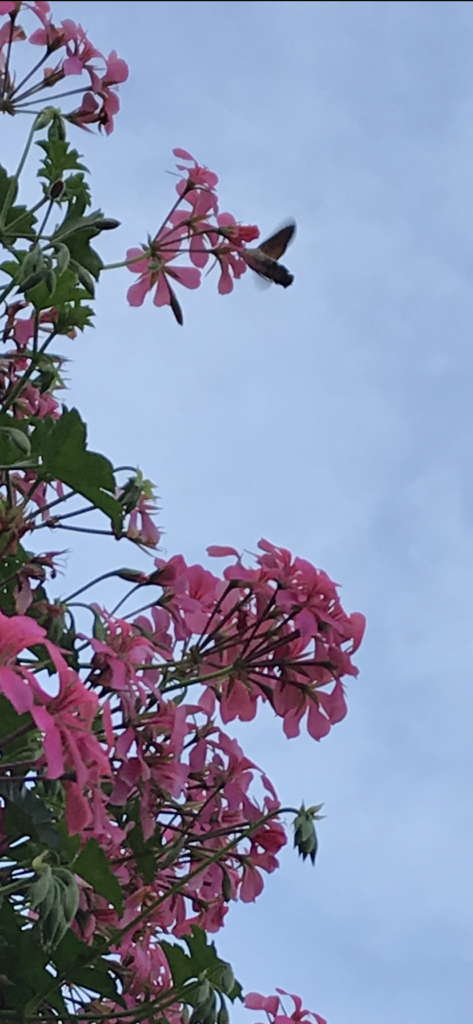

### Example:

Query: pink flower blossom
xmin=32 ymin=669 xmax=109 ymax=785
xmin=125 ymin=492 xmax=160 ymax=547
xmin=173 ymin=147 xmax=219 ymax=194
xmin=126 ymin=242 xmax=201 ymax=318
xmin=244 ymin=992 xmax=327 ymax=1024
xmin=0 ymin=609 xmax=46 ymax=713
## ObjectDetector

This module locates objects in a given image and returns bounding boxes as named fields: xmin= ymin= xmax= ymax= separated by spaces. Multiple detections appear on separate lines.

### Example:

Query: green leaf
xmin=31 ymin=407 xmax=122 ymax=531
xmin=160 ymin=940 xmax=195 ymax=988
xmin=0 ymin=692 xmax=29 ymax=741
xmin=0 ymin=166 xmax=37 ymax=243
xmin=74 ymin=838 xmax=123 ymax=915
xmin=63 ymin=222 xmax=103 ymax=279
xmin=0 ymin=425 xmax=32 ymax=464
xmin=37 ymin=136 xmax=89 ymax=186
xmin=70 ymin=257 xmax=95 ymax=297
xmin=51 ymin=202 xmax=110 ymax=280
xmin=56 ymin=300 xmax=95 ymax=333
xmin=26 ymin=266 xmax=92 ymax=312
xmin=52 ymin=930 xmax=126 ymax=1006
xmin=127 ymin=818 xmax=160 ymax=884
xmin=0 ymin=778 xmax=61 ymax=848
xmin=0 ymin=900 xmax=60 ymax=1013
xmin=161 ymin=927 xmax=242 ymax=1003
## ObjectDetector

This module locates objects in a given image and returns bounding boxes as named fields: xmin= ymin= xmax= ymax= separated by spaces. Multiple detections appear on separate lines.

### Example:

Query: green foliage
xmin=0 ymin=165 xmax=37 ymax=244
xmin=0 ymin=777 xmax=61 ymax=848
xmin=37 ymin=130 xmax=90 ymax=204
xmin=0 ymin=424 xmax=32 ymax=465
xmin=162 ymin=926 xmax=243 ymax=1017
xmin=31 ymin=407 xmax=123 ymax=530
xmin=0 ymin=548 xmax=30 ymax=611
xmin=73 ymin=837 xmax=124 ymax=915
xmin=0 ymin=899 xmax=65 ymax=1014
xmin=29 ymin=862 xmax=80 ymax=951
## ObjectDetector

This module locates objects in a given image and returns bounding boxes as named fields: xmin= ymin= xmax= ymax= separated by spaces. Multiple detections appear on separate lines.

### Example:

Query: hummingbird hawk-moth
xmin=243 ymin=220 xmax=296 ymax=287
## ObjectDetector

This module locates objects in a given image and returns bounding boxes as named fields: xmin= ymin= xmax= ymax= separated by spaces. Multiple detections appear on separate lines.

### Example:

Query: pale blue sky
xmin=7 ymin=2 xmax=473 ymax=1022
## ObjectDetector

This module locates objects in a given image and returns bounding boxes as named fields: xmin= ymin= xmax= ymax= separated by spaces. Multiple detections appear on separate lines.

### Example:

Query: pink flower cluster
xmin=129 ymin=538 xmax=366 ymax=741
xmin=126 ymin=148 xmax=260 ymax=321
xmin=0 ymin=537 xmax=363 ymax=970
xmin=0 ymin=1 xmax=128 ymax=133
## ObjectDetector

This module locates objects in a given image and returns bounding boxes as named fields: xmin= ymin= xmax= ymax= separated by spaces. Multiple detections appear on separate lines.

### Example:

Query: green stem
xmin=0 ymin=120 xmax=37 ymax=230
xmin=64 ymin=570 xmax=130 ymax=603
xmin=0 ymin=877 xmax=31 ymax=897
xmin=10 ymin=49 xmax=50 ymax=99
xmin=5 ymin=194 xmax=48 ymax=235
xmin=1 ymin=329 xmax=57 ymax=415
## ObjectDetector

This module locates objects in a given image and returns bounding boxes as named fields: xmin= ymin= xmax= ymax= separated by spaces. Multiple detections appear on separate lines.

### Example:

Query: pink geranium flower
xmin=244 ymin=992 xmax=327 ymax=1024
xmin=0 ymin=608 xmax=70 ymax=712
xmin=126 ymin=227 xmax=201 ymax=323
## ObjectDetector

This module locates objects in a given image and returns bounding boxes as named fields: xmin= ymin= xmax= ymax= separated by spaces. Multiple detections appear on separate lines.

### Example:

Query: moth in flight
xmin=243 ymin=220 xmax=296 ymax=287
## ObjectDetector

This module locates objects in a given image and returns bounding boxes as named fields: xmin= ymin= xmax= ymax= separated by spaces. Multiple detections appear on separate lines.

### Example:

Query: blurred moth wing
xmin=243 ymin=220 xmax=296 ymax=287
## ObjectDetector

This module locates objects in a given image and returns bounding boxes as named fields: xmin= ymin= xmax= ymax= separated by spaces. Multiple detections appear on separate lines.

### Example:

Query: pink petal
xmin=245 ymin=994 xmax=280 ymax=1016
xmin=102 ymin=699 xmax=115 ymax=748
xmin=171 ymin=266 xmax=201 ymax=290
xmin=282 ymin=708 xmax=303 ymax=739
xmin=218 ymin=265 xmax=234 ymax=295
xmin=127 ymin=276 xmax=152 ymax=307
xmin=217 ymin=212 xmax=237 ymax=227
xmin=276 ymin=991 xmax=302 ymax=1013
xmin=126 ymin=249 xmax=151 ymax=274
xmin=207 ymin=545 xmax=240 ymax=558
xmin=317 ymin=680 xmax=347 ymax=724
xmin=190 ymin=235 xmax=209 ymax=269
xmin=307 ymin=703 xmax=331 ymax=740
xmin=0 ymin=666 xmax=35 ymax=714
xmin=63 ymin=55 xmax=84 ymax=76
xmin=198 ymin=687 xmax=216 ymax=715
xmin=240 ymin=865 xmax=264 ymax=902
xmin=64 ymin=780 xmax=92 ymax=834
xmin=173 ymin=147 xmax=194 ymax=161
xmin=31 ymin=705 xmax=64 ymax=778
xmin=154 ymin=273 xmax=171 ymax=308
xmin=105 ymin=50 xmax=129 ymax=83
xmin=349 ymin=611 xmax=366 ymax=652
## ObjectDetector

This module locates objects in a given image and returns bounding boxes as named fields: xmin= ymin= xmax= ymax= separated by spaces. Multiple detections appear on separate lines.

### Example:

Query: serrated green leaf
xmin=0 ymin=425 xmax=31 ymax=464
xmin=161 ymin=928 xmax=242 ymax=1003
xmin=70 ymin=258 xmax=95 ymax=296
xmin=53 ymin=242 xmax=70 ymax=275
xmin=64 ymin=227 xmax=102 ymax=279
xmin=0 ymin=779 xmax=61 ymax=848
xmin=56 ymin=301 xmax=95 ymax=333
xmin=0 ymin=693 xmax=30 ymax=741
xmin=31 ymin=407 xmax=122 ymax=530
xmin=26 ymin=266 xmax=92 ymax=311
xmin=73 ymin=838 xmax=123 ymax=915
xmin=160 ymin=940 xmax=195 ymax=988
xmin=0 ymin=899 xmax=61 ymax=1013
xmin=127 ymin=818 xmax=161 ymax=884
xmin=36 ymin=137 xmax=89 ymax=185
xmin=51 ymin=930 xmax=126 ymax=1006
xmin=0 ymin=166 xmax=37 ymax=243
